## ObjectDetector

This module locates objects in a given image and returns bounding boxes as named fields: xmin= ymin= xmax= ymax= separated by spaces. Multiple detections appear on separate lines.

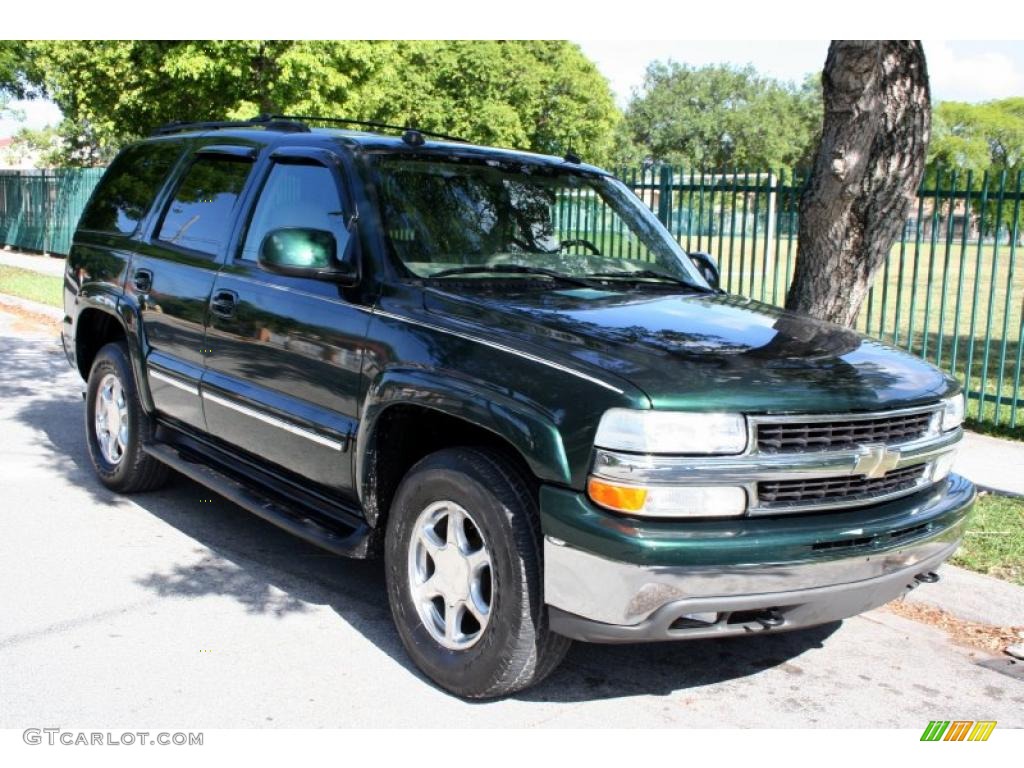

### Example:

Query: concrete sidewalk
xmin=0 ymin=248 xmax=66 ymax=278
xmin=955 ymin=430 xmax=1024 ymax=497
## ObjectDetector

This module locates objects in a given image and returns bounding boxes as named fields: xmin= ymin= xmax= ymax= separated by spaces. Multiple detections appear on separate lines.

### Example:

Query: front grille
xmin=757 ymin=464 xmax=928 ymax=508
xmin=756 ymin=411 xmax=935 ymax=453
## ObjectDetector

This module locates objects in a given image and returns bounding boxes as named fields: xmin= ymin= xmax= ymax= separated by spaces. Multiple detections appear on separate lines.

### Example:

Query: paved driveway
xmin=0 ymin=314 xmax=1020 ymax=728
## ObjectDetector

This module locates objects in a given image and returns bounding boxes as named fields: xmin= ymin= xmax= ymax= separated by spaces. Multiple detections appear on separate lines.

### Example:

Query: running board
xmin=143 ymin=442 xmax=372 ymax=558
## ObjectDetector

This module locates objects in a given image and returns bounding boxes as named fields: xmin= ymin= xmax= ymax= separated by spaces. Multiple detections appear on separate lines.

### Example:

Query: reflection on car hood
xmin=423 ymin=286 xmax=957 ymax=412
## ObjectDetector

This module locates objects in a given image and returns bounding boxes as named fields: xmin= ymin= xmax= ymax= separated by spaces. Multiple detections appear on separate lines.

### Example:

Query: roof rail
xmin=150 ymin=115 xmax=310 ymax=137
xmin=270 ymin=114 xmax=469 ymax=144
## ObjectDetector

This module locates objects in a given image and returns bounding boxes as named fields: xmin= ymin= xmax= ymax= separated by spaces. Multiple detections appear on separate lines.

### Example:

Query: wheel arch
xmin=74 ymin=295 xmax=154 ymax=412
xmin=356 ymin=368 xmax=572 ymax=529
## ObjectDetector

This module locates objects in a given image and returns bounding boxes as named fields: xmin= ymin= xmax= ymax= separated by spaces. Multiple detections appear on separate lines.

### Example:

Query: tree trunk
xmin=786 ymin=41 xmax=931 ymax=326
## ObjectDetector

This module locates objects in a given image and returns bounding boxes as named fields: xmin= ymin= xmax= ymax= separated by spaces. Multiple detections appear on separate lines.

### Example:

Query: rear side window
xmin=79 ymin=141 xmax=183 ymax=235
xmin=156 ymin=156 xmax=252 ymax=256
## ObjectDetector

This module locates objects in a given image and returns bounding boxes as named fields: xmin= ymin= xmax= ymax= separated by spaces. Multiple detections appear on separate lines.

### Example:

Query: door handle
xmin=210 ymin=289 xmax=238 ymax=318
xmin=133 ymin=268 xmax=153 ymax=293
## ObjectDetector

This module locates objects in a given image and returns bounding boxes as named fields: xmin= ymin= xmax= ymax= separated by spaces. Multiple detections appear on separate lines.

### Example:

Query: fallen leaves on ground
xmin=886 ymin=599 xmax=1023 ymax=655
xmin=0 ymin=303 xmax=61 ymax=335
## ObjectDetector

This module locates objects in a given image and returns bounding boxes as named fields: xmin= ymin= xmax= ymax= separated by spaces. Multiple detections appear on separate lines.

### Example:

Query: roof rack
xmin=150 ymin=113 xmax=469 ymax=145
xmin=151 ymin=115 xmax=310 ymax=136
xmin=269 ymin=114 xmax=469 ymax=144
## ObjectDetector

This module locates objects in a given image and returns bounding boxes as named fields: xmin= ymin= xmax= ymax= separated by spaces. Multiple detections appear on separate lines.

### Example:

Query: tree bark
xmin=786 ymin=41 xmax=931 ymax=326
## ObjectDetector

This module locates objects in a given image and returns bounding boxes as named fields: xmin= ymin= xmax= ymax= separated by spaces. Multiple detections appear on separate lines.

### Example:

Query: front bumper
xmin=542 ymin=474 xmax=975 ymax=643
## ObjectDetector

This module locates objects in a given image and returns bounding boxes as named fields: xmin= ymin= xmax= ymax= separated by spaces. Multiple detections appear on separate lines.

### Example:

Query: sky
xmin=578 ymin=40 xmax=1024 ymax=105
xmin=2 ymin=40 xmax=1023 ymax=137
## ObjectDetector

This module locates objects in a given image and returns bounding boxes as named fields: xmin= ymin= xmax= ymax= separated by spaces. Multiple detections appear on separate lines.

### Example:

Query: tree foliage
xmin=619 ymin=61 xmax=822 ymax=172
xmin=926 ymin=99 xmax=1024 ymax=234
xmin=12 ymin=40 xmax=619 ymax=166
xmin=0 ymin=40 xmax=29 ymax=97
xmin=928 ymin=98 xmax=1024 ymax=176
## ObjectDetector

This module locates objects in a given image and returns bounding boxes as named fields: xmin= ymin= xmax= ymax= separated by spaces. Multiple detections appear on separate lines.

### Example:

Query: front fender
xmin=356 ymin=368 xmax=573 ymax=521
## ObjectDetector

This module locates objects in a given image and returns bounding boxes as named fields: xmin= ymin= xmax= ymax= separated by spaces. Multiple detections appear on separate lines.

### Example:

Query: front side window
xmin=156 ymin=156 xmax=252 ymax=256
xmin=79 ymin=141 xmax=183 ymax=235
xmin=369 ymin=155 xmax=706 ymax=289
xmin=240 ymin=163 xmax=346 ymax=262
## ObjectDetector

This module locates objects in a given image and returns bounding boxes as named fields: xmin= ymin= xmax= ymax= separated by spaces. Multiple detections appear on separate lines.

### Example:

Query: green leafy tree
xmin=620 ymin=62 xmax=822 ymax=173
xmin=0 ymin=40 xmax=29 ymax=97
xmin=927 ymin=98 xmax=1024 ymax=235
xmin=929 ymin=98 xmax=1024 ymax=173
xmin=15 ymin=40 xmax=619 ymax=166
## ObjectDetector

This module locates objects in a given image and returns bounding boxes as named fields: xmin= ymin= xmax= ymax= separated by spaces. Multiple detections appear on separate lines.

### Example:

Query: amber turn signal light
xmin=587 ymin=477 xmax=648 ymax=513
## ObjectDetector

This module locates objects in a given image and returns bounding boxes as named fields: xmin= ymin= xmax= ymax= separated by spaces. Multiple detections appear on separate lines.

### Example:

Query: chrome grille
xmin=757 ymin=464 xmax=928 ymax=509
xmin=756 ymin=411 xmax=935 ymax=453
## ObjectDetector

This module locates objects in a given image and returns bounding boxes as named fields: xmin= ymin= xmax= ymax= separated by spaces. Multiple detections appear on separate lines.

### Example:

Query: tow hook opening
xmin=754 ymin=609 xmax=784 ymax=628
xmin=726 ymin=607 xmax=785 ymax=629
xmin=915 ymin=571 xmax=940 ymax=584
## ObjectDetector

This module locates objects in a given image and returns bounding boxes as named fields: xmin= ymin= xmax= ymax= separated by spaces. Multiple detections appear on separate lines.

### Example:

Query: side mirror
xmin=688 ymin=251 xmax=720 ymax=290
xmin=259 ymin=226 xmax=358 ymax=284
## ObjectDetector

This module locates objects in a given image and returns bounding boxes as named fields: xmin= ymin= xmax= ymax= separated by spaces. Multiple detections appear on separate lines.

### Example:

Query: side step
xmin=143 ymin=442 xmax=372 ymax=558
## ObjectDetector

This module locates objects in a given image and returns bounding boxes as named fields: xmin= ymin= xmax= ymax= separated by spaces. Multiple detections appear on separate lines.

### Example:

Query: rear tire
xmin=85 ymin=342 xmax=170 ymax=493
xmin=384 ymin=447 xmax=571 ymax=699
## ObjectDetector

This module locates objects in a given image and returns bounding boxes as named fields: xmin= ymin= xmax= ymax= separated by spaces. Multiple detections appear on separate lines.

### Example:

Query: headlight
xmin=587 ymin=477 xmax=747 ymax=518
xmin=941 ymin=393 xmax=965 ymax=432
xmin=594 ymin=409 xmax=747 ymax=454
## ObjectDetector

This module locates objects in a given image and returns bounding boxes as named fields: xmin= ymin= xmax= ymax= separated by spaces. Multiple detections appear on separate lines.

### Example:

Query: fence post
xmin=657 ymin=165 xmax=672 ymax=227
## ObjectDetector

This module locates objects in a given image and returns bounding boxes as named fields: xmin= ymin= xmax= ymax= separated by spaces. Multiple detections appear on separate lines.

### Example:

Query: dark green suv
xmin=64 ymin=116 xmax=975 ymax=698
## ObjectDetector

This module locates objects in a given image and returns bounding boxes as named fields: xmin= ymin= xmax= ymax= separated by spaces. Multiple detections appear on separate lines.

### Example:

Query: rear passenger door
xmin=127 ymin=144 xmax=257 ymax=430
xmin=201 ymin=148 xmax=370 ymax=500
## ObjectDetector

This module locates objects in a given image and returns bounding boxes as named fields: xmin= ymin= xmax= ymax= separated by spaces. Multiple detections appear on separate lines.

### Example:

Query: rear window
xmin=155 ymin=156 xmax=252 ymax=256
xmin=79 ymin=141 xmax=183 ymax=235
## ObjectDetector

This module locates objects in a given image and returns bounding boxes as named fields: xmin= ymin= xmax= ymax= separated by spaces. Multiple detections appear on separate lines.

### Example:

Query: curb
xmin=0 ymin=292 xmax=64 ymax=322
xmin=977 ymin=484 xmax=1024 ymax=500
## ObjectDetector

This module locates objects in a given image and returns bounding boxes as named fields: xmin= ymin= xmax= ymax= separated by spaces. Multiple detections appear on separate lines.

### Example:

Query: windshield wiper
xmin=588 ymin=269 xmax=713 ymax=292
xmin=427 ymin=264 xmax=595 ymax=288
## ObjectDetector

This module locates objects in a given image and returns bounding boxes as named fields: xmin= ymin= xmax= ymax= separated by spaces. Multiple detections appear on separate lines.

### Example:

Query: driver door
xmin=200 ymin=148 xmax=370 ymax=500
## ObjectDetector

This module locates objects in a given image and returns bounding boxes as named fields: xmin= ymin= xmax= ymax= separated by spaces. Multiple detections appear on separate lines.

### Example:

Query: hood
xmin=423 ymin=286 xmax=956 ymax=413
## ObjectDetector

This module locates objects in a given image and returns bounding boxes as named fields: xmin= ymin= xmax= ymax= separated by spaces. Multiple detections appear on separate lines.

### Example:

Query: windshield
xmin=368 ymin=155 xmax=708 ymax=289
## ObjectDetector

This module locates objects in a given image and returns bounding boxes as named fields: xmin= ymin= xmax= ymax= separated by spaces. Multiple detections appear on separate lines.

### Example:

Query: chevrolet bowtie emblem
xmin=854 ymin=444 xmax=902 ymax=479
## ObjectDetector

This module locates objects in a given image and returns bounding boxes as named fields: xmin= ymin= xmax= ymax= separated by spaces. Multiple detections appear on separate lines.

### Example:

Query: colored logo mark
xmin=920 ymin=721 xmax=996 ymax=742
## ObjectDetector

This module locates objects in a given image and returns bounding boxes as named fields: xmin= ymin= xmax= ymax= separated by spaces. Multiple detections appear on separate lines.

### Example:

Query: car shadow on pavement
xmin=525 ymin=622 xmax=839 ymax=703
xmin=10 ymin=330 xmax=841 ymax=703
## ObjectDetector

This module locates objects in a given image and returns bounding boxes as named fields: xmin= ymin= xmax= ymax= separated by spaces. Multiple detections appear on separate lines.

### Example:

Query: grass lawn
xmin=0 ymin=264 xmax=63 ymax=309
xmin=952 ymin=493 xmax=1024 ymax=585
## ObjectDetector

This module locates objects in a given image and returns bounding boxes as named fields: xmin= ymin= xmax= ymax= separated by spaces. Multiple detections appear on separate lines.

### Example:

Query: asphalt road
xmin=0 ymin=313 xmax=1021 ymax=728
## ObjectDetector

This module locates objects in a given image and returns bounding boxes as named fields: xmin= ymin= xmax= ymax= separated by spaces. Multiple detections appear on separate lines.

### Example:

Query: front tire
xmin=85 ymin=342 xmax=170 ymax=493
xmin=384 ymin=447 xmax=570 ymax=699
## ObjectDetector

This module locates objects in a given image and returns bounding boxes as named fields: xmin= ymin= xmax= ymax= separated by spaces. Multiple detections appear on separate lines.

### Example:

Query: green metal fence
xmin=1 ymin=163 xmax=1021 ymax=433
xmin=619 ymin=166 xmax=1024 ymax=433
xmin=0 ymin=168 xmax=104 ymax=256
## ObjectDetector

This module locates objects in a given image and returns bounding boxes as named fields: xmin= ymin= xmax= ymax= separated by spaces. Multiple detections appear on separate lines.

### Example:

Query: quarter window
xmin=156 ymin=156 xmax=252 ymax=256
xmin=79 ymin=141 xmax=183 ymax=235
